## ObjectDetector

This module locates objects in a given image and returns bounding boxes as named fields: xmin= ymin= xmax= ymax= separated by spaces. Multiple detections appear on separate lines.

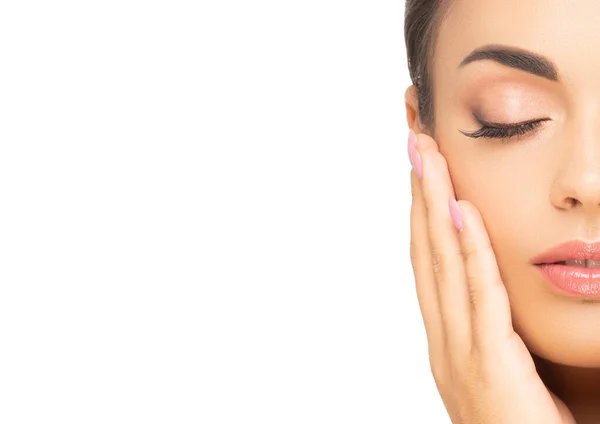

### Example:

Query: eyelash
xmin=460 ymin=117 xmax=550 ymax=142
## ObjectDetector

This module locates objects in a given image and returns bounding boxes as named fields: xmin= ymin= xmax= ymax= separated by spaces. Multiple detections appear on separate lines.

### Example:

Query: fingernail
xmin=408 ymin=129 xmax=422 ymax=179
xmin=448 ymin=196 xmax=464 ymax=232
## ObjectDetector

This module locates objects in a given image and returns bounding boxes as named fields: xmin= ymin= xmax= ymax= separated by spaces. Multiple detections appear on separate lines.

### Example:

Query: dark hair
xmin=404 ymin=1 xmax=453 ymax=135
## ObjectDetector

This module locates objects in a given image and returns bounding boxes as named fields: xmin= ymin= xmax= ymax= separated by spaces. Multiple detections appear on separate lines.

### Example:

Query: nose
xmin=550 ymin=135 xmax=600 ymax=212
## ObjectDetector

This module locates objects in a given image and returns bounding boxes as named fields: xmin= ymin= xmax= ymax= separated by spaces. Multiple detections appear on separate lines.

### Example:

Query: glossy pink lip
xmin=531 ymin=240 xmax=600 ymax=297
xmin=535 ymin=264 xmax=600 ymax=296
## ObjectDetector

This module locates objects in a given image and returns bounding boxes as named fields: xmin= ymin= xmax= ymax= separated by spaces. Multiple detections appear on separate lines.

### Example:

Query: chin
xmin=516 ymin=312 xmax=600 ymax=368
xmin=530 ymin=345 xmax=600 ymax=368
xmin=504 ymin=265 xmax=600 ymax=368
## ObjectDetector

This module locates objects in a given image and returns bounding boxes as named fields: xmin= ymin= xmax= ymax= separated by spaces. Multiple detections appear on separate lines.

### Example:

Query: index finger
xmin=455 ymin=200 xmax=515 ymax=351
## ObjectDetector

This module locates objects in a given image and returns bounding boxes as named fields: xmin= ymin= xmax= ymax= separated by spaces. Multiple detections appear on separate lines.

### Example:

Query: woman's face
xmin=413 ymin=0 xmax=600 ymax=367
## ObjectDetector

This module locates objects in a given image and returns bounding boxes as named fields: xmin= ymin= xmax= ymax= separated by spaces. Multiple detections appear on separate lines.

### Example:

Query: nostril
xmin=564 ymin=197 xmax=583 ymax=208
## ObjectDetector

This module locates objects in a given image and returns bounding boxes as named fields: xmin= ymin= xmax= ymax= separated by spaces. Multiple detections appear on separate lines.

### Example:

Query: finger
xmin=410 ymin=167 xmax=446 ymax=366
xmin=455 ymin=200 xmax=514 ymax=352
xmin=415 ymin=133 xmax=472 ymax=356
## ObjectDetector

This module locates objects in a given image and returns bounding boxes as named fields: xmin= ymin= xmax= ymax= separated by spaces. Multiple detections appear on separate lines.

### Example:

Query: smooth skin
xmin=406 ymin=0 xmax=600 ymax=422
xmin=408 ymin=130 xmax=576 ymax=423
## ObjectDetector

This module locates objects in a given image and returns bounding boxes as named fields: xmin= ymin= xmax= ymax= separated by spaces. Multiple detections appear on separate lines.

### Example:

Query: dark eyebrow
xmin=459 ymin=44 xmax=560 ymax=82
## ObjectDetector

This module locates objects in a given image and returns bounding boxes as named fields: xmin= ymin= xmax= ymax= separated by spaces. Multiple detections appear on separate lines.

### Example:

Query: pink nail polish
xmin=448 ymin=196 xmax=463 ymax=232
xmin=408 ymin=130 xmax=422 ymax=179
xmin=408 ymin=129 xmax=417 ymax=153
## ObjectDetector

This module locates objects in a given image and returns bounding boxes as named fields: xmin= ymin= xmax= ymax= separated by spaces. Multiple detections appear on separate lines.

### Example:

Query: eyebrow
xmin=459 ymin=44 xmax=560 ymax=82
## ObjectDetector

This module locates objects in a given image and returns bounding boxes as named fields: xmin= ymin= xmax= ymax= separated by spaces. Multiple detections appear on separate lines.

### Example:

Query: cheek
xmin=441 ymin=136 xmax=536 ymax=245
xmin=443 ymin=146 xmax=535 ymax=281
xmin=445 ymin=148 xmax=527 ymax=241
xmin=453 ymin=172 xmax=521 ymax=262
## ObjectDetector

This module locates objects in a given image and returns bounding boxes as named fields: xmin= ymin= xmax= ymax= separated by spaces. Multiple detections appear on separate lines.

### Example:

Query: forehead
xmin=434 ymin=0 xmax=600 ymax=92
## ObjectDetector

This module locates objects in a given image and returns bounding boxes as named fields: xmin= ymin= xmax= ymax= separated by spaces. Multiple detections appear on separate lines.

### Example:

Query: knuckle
xmin=468 ymin=283 xmax=479 ymax=310
xmin=431 ymin=249 xmax=443 ymax=276
xmin=460 ymin=239 xmax=478 ymax=263
xmin=431 ymin=246 xmax=462 ymax=280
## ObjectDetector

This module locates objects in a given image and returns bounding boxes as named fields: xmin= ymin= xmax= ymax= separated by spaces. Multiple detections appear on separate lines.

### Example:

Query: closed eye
xmin=459 ymin=115 xmax=551 ymax=142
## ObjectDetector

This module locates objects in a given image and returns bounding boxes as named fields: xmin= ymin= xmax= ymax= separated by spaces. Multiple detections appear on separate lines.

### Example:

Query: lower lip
xmin=535 ymin=263 xmax=600 ymax=296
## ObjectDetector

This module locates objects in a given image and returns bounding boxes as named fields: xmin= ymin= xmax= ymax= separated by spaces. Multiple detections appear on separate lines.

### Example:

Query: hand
xmin=408 ymin=130 xmax=575 ymax=423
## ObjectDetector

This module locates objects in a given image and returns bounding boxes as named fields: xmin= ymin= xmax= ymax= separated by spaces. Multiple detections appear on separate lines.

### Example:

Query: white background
xmin=0 ymin=0 xmax=449 ymax=422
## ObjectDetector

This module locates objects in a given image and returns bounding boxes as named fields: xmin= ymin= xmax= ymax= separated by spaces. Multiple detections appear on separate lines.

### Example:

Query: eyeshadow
xmin=465 ymin=84 xmax=551 ymax=123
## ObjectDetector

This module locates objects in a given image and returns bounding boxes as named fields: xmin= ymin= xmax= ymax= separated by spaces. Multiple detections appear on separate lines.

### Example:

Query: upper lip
xmin=531 ymin=240 xmax=600 ymax=264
